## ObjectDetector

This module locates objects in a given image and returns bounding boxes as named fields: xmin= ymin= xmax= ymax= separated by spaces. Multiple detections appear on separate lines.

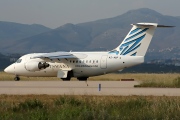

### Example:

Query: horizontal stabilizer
xmin=157 ymin=25 xmax=175 ymax=27
xmin=132 ymin=23 xmax=175 ymax=28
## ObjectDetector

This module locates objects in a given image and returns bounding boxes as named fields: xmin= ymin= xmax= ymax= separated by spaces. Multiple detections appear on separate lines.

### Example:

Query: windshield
xmin=16 ymin=59 xmax=22 ymax=63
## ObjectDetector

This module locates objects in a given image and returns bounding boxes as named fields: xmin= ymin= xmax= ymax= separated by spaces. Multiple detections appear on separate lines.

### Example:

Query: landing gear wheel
xmin=77 ymin=77 xmax=88 ymax=81
xmin=14 ymin=76 xmax=20 ymax=81
xmin=61 ymin=78 xmax=71 ymax=81
xmin=61 ymin=70 xmax=73 ymax=81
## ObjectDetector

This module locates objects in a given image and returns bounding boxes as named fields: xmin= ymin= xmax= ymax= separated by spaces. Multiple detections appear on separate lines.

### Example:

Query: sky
xmin=0 ymin=0 xmax=180 ymax=28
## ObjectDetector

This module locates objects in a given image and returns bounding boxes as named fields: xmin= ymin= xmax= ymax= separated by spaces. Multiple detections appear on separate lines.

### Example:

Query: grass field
xmin=1 ymin=72 xmax=180 ymax=87
xmin=0 ymin=95 xmax=180 ymax=120
xmin=1 ymin=72 xmax=180 ymax=119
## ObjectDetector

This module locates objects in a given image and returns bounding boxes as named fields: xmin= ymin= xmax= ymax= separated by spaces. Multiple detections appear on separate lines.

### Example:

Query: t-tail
xmin=109 ymin=23 xmax=174 ymax=56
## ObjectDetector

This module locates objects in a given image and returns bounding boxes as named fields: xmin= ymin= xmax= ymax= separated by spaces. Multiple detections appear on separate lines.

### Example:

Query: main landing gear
xmin=61 ymin=77 xmax=89 ymax=81
xmin=60 ymin=71 xmax=88 ymax=81
xmin=14 ymin=76 xmax=20 ymax=81
xmin=61 ymin=77 xmax=71 ymax=81
xmin=61 ymin=70 xmax=73 ymax=81
xmin=77 ymin=77 xmax=88 ymax=81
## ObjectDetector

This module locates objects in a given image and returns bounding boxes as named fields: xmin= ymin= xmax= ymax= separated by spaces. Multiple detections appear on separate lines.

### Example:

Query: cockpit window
xmin=16 ymin=59 xmax=22 ymax=63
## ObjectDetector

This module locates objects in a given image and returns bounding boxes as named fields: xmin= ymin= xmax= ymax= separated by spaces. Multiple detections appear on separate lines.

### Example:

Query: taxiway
xmin=0 ymin=81 xmax=180 ymax=96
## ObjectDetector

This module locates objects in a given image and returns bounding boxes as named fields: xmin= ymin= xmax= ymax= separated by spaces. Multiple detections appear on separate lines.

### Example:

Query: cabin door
xmin=100 ymin=55 xmax=107 ymax=69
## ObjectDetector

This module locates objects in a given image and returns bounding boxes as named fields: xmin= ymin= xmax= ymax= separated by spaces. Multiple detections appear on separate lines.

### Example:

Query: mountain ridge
xmin=0 ymin=21 xmax=51 ymax=40
xmin=1 ymin=8 xmax=180 ymax=59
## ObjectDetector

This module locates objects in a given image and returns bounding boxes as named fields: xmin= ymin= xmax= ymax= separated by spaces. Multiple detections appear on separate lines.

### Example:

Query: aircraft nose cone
xmin=4 ymin=68 xmax=7 ymax=72
xmin=4 ymin=64 xmax=14 ymax=74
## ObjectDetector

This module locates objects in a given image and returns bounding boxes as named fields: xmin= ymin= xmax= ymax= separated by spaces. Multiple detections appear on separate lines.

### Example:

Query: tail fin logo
xmin=119 ymin=28 xmax=149 ymax=56
xmin=109 ymin=23 xmax=169 ymax=56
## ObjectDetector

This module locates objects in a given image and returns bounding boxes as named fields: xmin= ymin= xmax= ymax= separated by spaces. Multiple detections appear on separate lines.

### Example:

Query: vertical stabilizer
xmin=109 ymin=23 xmax=158 ymax=56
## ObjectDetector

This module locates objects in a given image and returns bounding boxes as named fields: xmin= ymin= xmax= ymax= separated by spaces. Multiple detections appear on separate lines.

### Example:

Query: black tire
xmin=61 ymin=78 xmax=71 ymax=81
xmin=14 ymin=77 xmax=20 ymax=81
xmin=61 ymin=70 xmax=73 ymax=81
xmin=77 ymin=77 xmax=88 ymax=81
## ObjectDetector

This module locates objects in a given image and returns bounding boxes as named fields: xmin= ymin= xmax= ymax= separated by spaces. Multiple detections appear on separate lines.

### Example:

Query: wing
xmin=32 ymin=51 xmax=87 ymax=59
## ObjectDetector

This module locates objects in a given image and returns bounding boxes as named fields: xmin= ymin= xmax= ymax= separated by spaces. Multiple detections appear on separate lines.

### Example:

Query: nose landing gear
xmin=14 ymin=76 xmax=20 ymax=81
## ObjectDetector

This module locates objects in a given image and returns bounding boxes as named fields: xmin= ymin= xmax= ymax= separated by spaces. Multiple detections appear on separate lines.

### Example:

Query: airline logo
xmin=119 ymin=28 xmax=149 ymax=56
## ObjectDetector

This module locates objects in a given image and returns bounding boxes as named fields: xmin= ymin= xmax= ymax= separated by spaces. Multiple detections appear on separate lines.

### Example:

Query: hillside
xmin=0 ymin=21 xmax=51 ymax=41
xmin=1 ymin=8 xmax=180 ymax=59
xmin=0 ymin=21 xmax=51 ymax=53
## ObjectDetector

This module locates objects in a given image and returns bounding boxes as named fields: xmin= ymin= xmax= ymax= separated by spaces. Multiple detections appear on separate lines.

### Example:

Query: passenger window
xmin=16 ymin=59 xmax=22 ymax=63
xmin=89 ymin=60 xmax=91 ymax=63
xmin=96 ymin=60 xmax=98 ymax=63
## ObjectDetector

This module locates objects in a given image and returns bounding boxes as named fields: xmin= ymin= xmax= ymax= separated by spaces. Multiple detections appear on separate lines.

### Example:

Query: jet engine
xmin=25 ymin=61 xmax=50 ymax=71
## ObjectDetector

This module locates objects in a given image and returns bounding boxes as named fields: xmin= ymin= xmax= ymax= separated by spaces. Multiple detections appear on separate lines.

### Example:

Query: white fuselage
xmin=4 ymin=23 xmax=171 ymax=80
xmin=6 ymin=52 xmax=144 ymax=78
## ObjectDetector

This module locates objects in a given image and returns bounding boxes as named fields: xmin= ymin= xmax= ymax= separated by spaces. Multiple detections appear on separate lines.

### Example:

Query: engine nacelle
xmin=25 ymin=61 xmax=49 ymax=71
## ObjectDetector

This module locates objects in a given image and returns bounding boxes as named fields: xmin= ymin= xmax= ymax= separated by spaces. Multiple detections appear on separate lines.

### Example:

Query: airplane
xmin=4 ymin=23 xmax=173 ymax=81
